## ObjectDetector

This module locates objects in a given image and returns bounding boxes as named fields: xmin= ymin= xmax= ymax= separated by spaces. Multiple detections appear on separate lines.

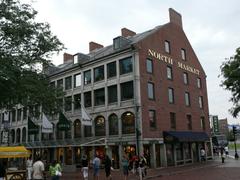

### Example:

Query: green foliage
xmin=0 ymin=0 xmax=64 ymax=113
xmin=220 ymin=47 xmax=240 ymax=117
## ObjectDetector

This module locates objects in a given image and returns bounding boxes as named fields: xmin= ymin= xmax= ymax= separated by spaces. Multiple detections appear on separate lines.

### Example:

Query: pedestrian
xmin=224 ymin=146 xmax=229 ymax=157
xmin=92 ymin=154 xmax=100 ymax=180
xmin=81 ymin=155 xmax=89 ymax=180
xmin=121 ymin=154 xmax=129 ymax=180
xmin=26 ymin=155 xmax=33 ymax=180
xmin=220 ymin=146 xmax=225 ymax=163
xmin=105 ymin=155 xmax=112 ymax=180
xmin=49 ymin=160 xmax=57 ymax=180
xmin=32 ymin=156 xmax=45 ymax=180
xmin=0 ymin=161 xmax=6 ymax=180
xmin=200 ymin=148 xmax=206 ymax=162
xmin=139 ymin=155 xmax=147 ymax=177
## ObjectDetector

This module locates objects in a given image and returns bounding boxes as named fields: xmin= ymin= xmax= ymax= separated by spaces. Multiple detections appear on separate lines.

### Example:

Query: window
xmin=108 ymin=85 xmax=117 ymax=103
xmin=84 ymin=126 xmax=92 ymax=137
xmin=146 ymin=58 xmax=153 ymax=73
xmin=165 ymin=41 xmax=170 ymax=53
xmin=122 ymin=112 xmax=135 ymax=134
xmin=170 ymin=112 xmax=176 ymax=130
xmin=147 ymin=82 xmax=155 ymax=100
xmin=84 ymin=70 xmax=91 ymax=85
xmin=74 ymin=73 xmax=81 ymax=88
xmin=74 ymin=119 xmax=81 ymax=138
xmin=200 ymin=116 xmax=206 ymax=130
xmin=149 ymin=110 xmax=156 ymax=128
xmin=199 ymin=96 xmax=204 ymax=109
xmin=12 ymin=109 xmax=16 ymax=122
xmin=107 ymin=62 xmax=116 ymax=78
xmin=17 ymin=109 xmax=22 ymax=121
xmin=187 ymin=114 xmax=192 ymax=130
xmin=95 ymin=116 xmax=105 ymax=136
xmin=121 ymin=81 xmax=134 ymax=101
xmin=57 ymin=79 xmax=63 ymax=89
xmin=94 ymin=88 xmax=105 ymax=106
xmin=197 ymin=78 xmax=202 ymax=88
xmin=23 ymin=107 xmax=27 ymax=120
xmin=168 ymin=88 xmax=174 ymax=104
xmin=94 ymin=65 xmax=104 ymax=82
xmin=74 ymin=55 xmax=78 ymax=64
xmin=109 ymin=114 xmax=118 ymax=135
xmin=84 ymin=91 xmax=92 ymax=107
xmin=64 ymin=96 xmax=72 ymax=111
xmin=181 ymin=49 xmax=186 ymax=60
xmin=65 ymin=76 xmax=72 ymax=90
xmin=167 ymin=66 xmax=173 ymax=80
xmin=183 ymin=72 xmax=189 ymax=85
xmin=185 ymin=92 xmax=190 ymax=106
xmin=119 ymin=57 xmax=133 ymax=75
xmin=74 ymin=94 xmax=81 ymax=110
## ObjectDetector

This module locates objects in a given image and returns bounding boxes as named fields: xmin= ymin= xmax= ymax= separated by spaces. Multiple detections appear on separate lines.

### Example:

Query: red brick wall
xmin=136 ymin=23 xmax=210 ymax=138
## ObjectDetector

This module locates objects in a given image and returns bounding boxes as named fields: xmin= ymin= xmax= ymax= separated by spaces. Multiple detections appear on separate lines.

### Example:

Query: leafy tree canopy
xmin=0 ymin=0 xmax=64 ymax=114
xmin=220 ymin=47 xmax=240 ymax=118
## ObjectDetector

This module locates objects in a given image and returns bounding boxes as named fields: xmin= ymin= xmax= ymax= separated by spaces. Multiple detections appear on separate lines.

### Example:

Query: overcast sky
xmin=22 ymin=0 xmax=240 ymax=124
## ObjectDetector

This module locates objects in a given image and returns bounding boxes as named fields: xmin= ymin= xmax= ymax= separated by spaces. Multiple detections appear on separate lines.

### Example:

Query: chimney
xmin=89 ymin=41 xmax=104 ymax=52
xmin=169 ymin=8 xmax=182 ymax=28
xmin=121 ymin=28 xmax=136 ymax=37
xmin=63 ymin=53 xmax=73 ymax=64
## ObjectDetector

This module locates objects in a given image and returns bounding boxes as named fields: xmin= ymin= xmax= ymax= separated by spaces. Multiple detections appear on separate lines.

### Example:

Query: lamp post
xmin=233 ymin=126 xmax=239 ymax=159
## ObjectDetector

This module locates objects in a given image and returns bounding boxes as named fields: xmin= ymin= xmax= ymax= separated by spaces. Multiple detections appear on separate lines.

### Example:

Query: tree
xmin=220 ymin=47 xmax=240 ymax=117
xmin=0 ymin=0 xmax=64 ymax=113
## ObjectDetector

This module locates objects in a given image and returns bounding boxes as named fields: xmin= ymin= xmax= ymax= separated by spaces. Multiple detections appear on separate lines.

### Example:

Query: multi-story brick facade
xmin=0 ymin=8 xmax=212 ymax=168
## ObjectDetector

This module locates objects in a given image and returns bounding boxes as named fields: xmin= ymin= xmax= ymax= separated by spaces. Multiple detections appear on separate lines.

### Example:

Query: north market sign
xmin=148 ymin=49 xmax=200 ymax=75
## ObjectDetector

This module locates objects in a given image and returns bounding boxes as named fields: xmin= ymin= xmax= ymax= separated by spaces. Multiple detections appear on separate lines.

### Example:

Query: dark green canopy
xmin=28 ymin=117 xmax=39 ymax=134
xmin=57 ymin=112 xmax=71 ymax=131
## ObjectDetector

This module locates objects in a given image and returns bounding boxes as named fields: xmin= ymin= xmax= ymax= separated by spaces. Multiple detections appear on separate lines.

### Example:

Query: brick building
xmin=0 ymin=8 xmax=212 ymax=168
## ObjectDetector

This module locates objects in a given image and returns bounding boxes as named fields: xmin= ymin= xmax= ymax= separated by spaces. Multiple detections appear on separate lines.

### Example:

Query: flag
xmin=81 ymin=106 xmax=92 ymax=126
xmin=42 ymin=113 xmax=53 ymax=133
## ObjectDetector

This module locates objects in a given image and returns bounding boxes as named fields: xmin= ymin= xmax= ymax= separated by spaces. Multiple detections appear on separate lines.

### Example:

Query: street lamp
xmin=232 ymin=126 xmax=239 ymax=159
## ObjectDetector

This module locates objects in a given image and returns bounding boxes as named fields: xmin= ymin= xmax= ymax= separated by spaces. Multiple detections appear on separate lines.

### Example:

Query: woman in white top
xmin=26 ymin=156 xmax=33 ymax=180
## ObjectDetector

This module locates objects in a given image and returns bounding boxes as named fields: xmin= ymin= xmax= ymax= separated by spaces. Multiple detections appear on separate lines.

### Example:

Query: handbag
xmin=55 ymin=170 xmax=62 ymax=176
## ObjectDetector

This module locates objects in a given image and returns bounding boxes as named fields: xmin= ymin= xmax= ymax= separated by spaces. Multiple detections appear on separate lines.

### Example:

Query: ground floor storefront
xmin=27 ymin=131 xmax=213 ymax=169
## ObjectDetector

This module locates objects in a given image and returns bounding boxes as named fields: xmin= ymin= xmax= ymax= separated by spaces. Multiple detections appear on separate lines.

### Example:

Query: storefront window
xmin=176 ymin=143 xmax=183 ymax=161
xmin=184 ymin=143 xmax=191 ymax=159
xmin=121 ymin=112 xmax=135 ymax=134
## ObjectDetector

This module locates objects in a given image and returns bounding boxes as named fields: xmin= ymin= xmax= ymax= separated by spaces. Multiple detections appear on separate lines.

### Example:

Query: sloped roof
xmin=48 ymin=25 xmax=164 ymax=76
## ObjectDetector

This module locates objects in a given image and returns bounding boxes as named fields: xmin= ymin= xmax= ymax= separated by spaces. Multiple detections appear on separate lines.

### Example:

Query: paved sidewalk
xmin=60 ymin=159 xmax=222 ymax=180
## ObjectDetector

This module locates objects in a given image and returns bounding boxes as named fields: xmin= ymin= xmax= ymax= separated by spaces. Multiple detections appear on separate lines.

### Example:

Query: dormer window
xmin=74 ymin=55 xmax=78 ymax=64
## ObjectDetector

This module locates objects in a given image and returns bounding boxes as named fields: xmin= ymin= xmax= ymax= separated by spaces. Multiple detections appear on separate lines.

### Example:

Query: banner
xmin=42 ymin=113 xmax=53 ymax=133
xmin=81 ymin=106 xmax=92 ymax=126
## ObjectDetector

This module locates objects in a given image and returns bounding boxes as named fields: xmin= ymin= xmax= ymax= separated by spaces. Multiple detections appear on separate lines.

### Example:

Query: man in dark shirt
xmin=0 ymin=161 xmax=6 ymax=180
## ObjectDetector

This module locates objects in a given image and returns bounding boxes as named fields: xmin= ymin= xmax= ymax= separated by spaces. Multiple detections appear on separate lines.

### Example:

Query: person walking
xmin=200 ymin=148 xmax=206 ymax=162
xmin=26 ymin=156 xmax=33 ymax=180
xmin=81 ymin=155 xmax=89 ymax=180
xmin=121 ymin=154 xmax=129 ymax=180
xmin=32 ymin=156 xmax=45 ymax=180
xmin=0 ymin=161 xmax=6 ymax=180
xmin=92 ymin=154 xmax=100 ymax=180
xmin=104 ymin=155 xmax=112 ymax=180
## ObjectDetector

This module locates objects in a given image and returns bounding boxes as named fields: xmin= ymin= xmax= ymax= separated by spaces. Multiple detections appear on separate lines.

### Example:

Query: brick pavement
xmin=59 ymin=159 xmax=222 ymax=180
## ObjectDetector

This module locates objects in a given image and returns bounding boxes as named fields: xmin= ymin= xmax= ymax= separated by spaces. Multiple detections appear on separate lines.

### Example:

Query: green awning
xmin=57 ymin=112 xmax=71 ymax=131
xmin=28 ymin=117 xmax=39 ymax=134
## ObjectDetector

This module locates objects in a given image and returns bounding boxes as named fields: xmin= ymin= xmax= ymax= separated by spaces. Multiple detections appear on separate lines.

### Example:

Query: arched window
xmin=49 ymin=123 xmax=55 ymax=140
xmin=11 ymin=129 xmax=15 ymax=144
xmin=95 ymin=116 xmax=105 ymax=136
xmin=121 ymin=112 xmax=135 ymax=134
xmin=16 ymin=128 xmax=21 ymax=143
xmin=109 ymin=114 xmax=118 ymax=135
xmin=74 ymin=119 xmax=81 ymax=138
xmin=22 ymin=127 xmax=26 ymax=142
